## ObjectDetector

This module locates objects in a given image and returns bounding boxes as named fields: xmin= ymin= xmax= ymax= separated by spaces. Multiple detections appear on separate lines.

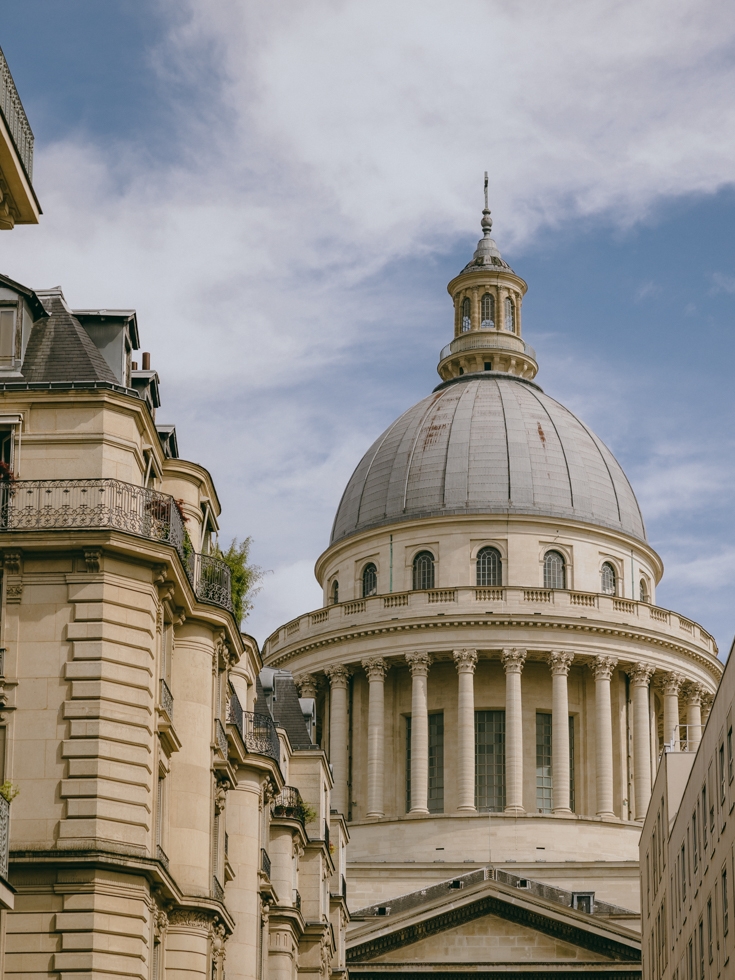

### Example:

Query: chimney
xmin=142 ymin=352 xmax=151 ymax=370
xmin=132 ymin=361 xmax=138 ymax=371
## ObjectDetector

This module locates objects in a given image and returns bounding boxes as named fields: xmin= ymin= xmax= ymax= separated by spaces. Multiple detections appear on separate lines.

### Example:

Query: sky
xmin=2 ymin=1 xmax=735 ymax=653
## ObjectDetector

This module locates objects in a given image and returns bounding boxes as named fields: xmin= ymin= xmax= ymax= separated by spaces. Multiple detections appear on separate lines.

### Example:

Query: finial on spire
xmin=481 ymin=171 xmax=492 ymax=236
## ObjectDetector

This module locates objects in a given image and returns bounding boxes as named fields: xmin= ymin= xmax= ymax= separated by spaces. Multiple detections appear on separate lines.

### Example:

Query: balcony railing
xmin=0 ymin=47 xmax=34 ymax=181
xmin=0 ymin=479 xmax=234 ymax=614
xmin=293 ymin=888 xmax=301 ymax=910
xmin=261 ymin=848 xmax=271 ymax=878
xmin=159 ymin=678 xmax=173 ymax=721
xmin=272 ymin=786 xmax=304 ymax=822
xmin=228 ymin=696 xmax=280 ymax=762
xmin=0 ymin=795 xmax=8 ymax=880
xmin=212 ymin=875 xmax=225 ymax=903
xmin=215 ymin=718 xmax=228 ymax=758
xmin=323 ymin=820 xmax=330 ymax=850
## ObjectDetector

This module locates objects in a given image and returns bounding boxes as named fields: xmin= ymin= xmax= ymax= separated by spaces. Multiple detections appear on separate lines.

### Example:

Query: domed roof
xmin=331 ymin=373 xmax=646 ymax=545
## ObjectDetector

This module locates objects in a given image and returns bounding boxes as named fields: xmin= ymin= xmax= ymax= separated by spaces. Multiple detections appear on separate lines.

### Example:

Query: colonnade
xmin=318 ymin=653 xmax=710 ymax=823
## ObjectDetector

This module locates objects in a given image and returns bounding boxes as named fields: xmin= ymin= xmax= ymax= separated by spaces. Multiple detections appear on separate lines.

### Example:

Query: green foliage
xmin=297 ymin=801 xmax=318 ymax=824
xmin=0 ymin=781 xmax=19 ymax=803
xmin=214 ymin=537 xmax=264 ymax=625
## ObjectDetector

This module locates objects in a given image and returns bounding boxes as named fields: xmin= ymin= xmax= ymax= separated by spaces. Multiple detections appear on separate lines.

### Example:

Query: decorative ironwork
xmin=293 ymin=889 xmax=301 ymax=910
xmin=227 ymin=689 xmax=243 ymax=733
xmin=0 ymin=47 xmax=34 ymax=181
xmin=237 ymin=710 xmax=280 ymax=762
xmin=212 ymin=875 xmax=225 ymax=903
xmin=159 ymin=678 xmax=173 ymax=721
xmin=188 ymin=552 xmax=233 ymax=612
xmin=215 ymin=718 xmax=228 ymax=758
xmin=0 ymin=795 xmax=9 ymax=880
xmin=156 ymin=844 xmax=169 ymax=870
xmin=272 ymin=786 xmax=304 ymax=822
xmin=260 ymin=848 xmax=271 ymax=878
xmin=323 ymin=820 xmax=330 ymax=850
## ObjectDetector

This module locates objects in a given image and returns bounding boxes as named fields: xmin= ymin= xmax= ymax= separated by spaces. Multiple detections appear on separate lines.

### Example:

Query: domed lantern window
xmin=640 ymin=578 xmax=649 ymax=603
xmin=481 ymin=293 xmax=495 ymax=328
xmin=413 ymin=551 xmax=435 ymax=591
xmin=543 ymin=551 xmax=565 ymax=590
xmin=362 ymin=562 xmax=377 ymax=597
xmin=461 ymin=298 xmax=471 ymax=332
xmin=331 ymin=580 xmax=339 ymax=604
xmin=504 ymin=296 xmax=515 ymax=332
xmin=476 ymin=547 xmax=501 ymax=587
xmin=601 ymin=562 xmax=616 ymax=595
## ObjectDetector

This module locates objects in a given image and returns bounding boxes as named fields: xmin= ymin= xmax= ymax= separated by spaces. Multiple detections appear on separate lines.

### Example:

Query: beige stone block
xmin=67 ymin=717 xmax=153 ymax=745
xmin=64 ymin=796 xmax=150 ymax=824
xmin=70 ymin=639 xmax=153 ymax=671
xmin=64 ymin=700 xmax=152 ymax=729
xmin=61 ymin=778 xmax=150 ymax=807
xmin=57 ymin=816 xmax=149 ymax=848
xmin=66 ymin=758 xmax=150 ymax=786
xmin=62 ymin=738 xmax=151 ymax=768
xmin=65 ymin=659 xmax=152 ymax=688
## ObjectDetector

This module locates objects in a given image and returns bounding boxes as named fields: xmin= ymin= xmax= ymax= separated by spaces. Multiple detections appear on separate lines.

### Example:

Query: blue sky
xmin=2 ymin=1 xmax=735 ymax=652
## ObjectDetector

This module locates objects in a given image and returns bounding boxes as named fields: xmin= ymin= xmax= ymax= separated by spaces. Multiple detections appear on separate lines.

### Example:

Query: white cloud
xmin=3 ymin=0 xmax=735 ymax=641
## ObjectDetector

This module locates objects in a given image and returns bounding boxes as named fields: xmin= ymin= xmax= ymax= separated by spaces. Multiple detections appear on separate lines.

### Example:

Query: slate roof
xmin=271 ymin=674 xmax=314 ymax=750
xmin=331 ymin=373 xmax=646 ymax=545
xmin=21 ymin=290 xmax=118 ymax=384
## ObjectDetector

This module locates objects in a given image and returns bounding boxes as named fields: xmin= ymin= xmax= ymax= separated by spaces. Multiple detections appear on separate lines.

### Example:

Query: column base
xmin=409 ymin=807 xmax=430 ymax=815
xmin=456 ymin=805 xmax=477 ymax=813
xmin=596 ymin=810 xmax=617 ymax=819
xmin=366 ymin=811 xmax=385 ymax=819
xmin=504 ymin=805 xmax=525 ymax=815
xmin=552 ymin=807 xmax=572 ymax=815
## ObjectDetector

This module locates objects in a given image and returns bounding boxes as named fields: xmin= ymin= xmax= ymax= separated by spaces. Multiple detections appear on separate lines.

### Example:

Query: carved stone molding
xmin=214 ymin=781 xmax=229 ymax=814
xmin=173 ymin=607 xmax=186 ymax=627
xmin=5 ymin=583 xmax=22 ymax=604
xmin=210 ymin=920 xmax=227 ymax=966
xmin=453 ymin=649 xmax=478 ymax=673
xmin=547 ymin=651 xmax=574 ymax=676
xmin=3 ymin=552 xmax=21 ymax=574
xmin=501 ymin=648 xmax=526 ymax=674
xmin=628 ymin=662 xmax=655 ymax=686
xmin=658 ymin=671 xmax=685 ymax=697
xmin=683 ymin=682 xmax=705 ymax=706
xmin=295 ymin=672 xmax=318 ymax=698
xmin=152 ymin=904 xmax=169 ymax=942
xmin=158 ymin=581 xmax=176 ymax=604
xmin=362 ymin=657 xmax=389 ymax=682
xmin=168 ymin=908 xmax=215 ymax=930
xmin=152 ymin=564 xmax=168 ymax=585
xmin=405 ymin=652 xmax=432 ymax=676
xmin=325 ymin=664 xmax=351 ymax=689
xmin=83 ymin=548 xmax=102 ymax=573
xmin=591 ymin=656 xmax=618 ymax=682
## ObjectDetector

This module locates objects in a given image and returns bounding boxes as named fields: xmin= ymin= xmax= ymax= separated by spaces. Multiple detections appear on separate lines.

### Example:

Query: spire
xmin=481 ymin=171 xmax=492 ymax=236
xmin=467 ymin=174 xmax=506 ymax=270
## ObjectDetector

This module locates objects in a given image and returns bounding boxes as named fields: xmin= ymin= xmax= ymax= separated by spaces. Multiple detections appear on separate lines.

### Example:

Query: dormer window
xmin=461 ymin=298 xmax=471 ymax=332
xmin=481 ymin=293 xmax=495 ymax=328
xmin=504 ymin=297 xmax=515 ymax=332
xmin=0 ymin=307 xmax=16 ymax=366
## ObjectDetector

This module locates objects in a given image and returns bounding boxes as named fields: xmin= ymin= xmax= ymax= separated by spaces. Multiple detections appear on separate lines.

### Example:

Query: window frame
xmin=461 ymin=297 xmax=471 ymax=332
xmin=600 ymin=561 xmax=617 ymax=596
xmin=361 ymin=562 xmax=378 ymax=598
xmin=476 ymin=546 xmax=502 ymax=587
xmin=480 ymin=292 xmax=495 ymax=328
xmin=412 ymin=550 xmax=435 ymax=591
xmin=543 ymin=550 xmax=566 ymax=590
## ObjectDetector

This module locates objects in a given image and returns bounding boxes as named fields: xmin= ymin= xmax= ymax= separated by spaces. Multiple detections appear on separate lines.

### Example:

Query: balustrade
xmin=0 ymin=46 xmax=34 ymax=180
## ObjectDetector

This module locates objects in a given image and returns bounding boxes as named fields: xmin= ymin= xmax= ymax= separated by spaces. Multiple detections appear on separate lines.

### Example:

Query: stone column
xmin=547 ymin=652 xmax=574 ymax=813
xmin=685 ymin=683 xmax=704 ymax=751
xmin=592 ymin=656 xmax=618 ymax=818
xmin=362 ymin=658 xmax=389 ymax=818
xmin=324 ymin=665 xmax=351 ymax=817
xmin=629 ymin=663 xmax=655 ymax=820
xmin=453 ymin=649 xmax=478 ymax=812
xmin=406 ymin=652 xmax=432 ymax=814
xmin=501 ymin=648 xmax=526 ymax=814
xmin=661 ymin=672 xmax=684 ymax=749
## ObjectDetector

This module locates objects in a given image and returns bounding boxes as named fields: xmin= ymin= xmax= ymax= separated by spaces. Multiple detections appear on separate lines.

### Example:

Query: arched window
xmin=413 ymin=551 xmax=435 ymax=591
xmin=331 ymin=580 xmax=339 ymax=604
xmin=601 ymin=562 xmax=616 ymax=595
xmin=461 ymin=298 xmax=471 ymax=332
xmin=362 ymin=562 xmax=377 ymax=597
xmin=504 ymin=296 xmax=515 ymax=332
xmin=481 ymin=293 xmax=495 ymax=328
xmin=640 ymin=578 xmax=649 ymax=603
xmin=476 ymin=546 xmax=502 ymax=587
xmin=543 ymin=551 xmax=565 ymax=590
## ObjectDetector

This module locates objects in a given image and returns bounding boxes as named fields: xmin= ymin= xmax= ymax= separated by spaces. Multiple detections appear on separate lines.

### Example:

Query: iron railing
xmin=323 ymin=820 xmax=330 ymax=850
xmin=260 ymin=848 xmax=271 ymax=878
xmin=156 ymin=844 xmax=169 ymax=871
xmin=0 ymin=479 xmax=234 ymax=614
xmin=293 ymin=889 xmax=301 ymax=910
xmin=0 ymin=47 xmax=34 ymax=181
xmin=0 ymin=795 xmax=8 ymax=880
xmin=212 ymin=875 xmax=225 ymax=903
xmin=234 ymin=709 xmax=280 ymax=762
xmin=664 ymin=724 xmax=704 ymax=754
xmin=272 ymin=786 xmax=304 ymax=822
xmin=159 ymin=678 xmax=173 ymax=721
xmin=215 ymin=718 xmax=228 ymax=758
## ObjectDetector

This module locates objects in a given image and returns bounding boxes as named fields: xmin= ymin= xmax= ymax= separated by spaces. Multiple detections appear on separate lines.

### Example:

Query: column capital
xmin=657 ymin=671 xmax=685 ymax=697
xmin=325 ymin=664 xmax=351 ymax=690
xmin=406 ymin=652 xmax=432 ymax=676
xmin=628 ymin=662 xmax=655 ymax=687
xmin=362 ymin=657 xmax=389 ymax=682
xmin=683 ymin=681 xmax=706 ymax=706
xmin=501 ymin=648 xmax=526 ymax=674
xmin=453 ymin=648 xmax=478 ymax=673
xmin=591 ymin=656 xmax=618 ymax=682
xmin=294 ymin=673 xmax=319 ymax=698
xmin=547 ymin=651 xmax=574 ymax=676
xmin=701 ymin=691 xmax=714 ymax=712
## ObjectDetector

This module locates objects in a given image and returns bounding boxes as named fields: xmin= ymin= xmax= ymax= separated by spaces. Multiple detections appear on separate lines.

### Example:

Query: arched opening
xmin=461 ymin=298 xmax=471 ymax=332
xmin=543 ymin=551 xmax=565 ymax=590
xmin=413 ymin=551 xmax=435 ymax=591
xmin=504 ymin=296 xmax=515 ymax=332
xmin=476 ymin=546 xmax=502 ymax=587
xmin=640 ymin=578 xmax=649 ymax=603
xmin=362 ymin=562 xmax=377 ymax=597
xmin=331 ymin=580 xmax=339 ymax=604
xmin=481 ymin=293 xmax=495 ymax=328
xmin=601 ymin=562 xmax=616 ymax=596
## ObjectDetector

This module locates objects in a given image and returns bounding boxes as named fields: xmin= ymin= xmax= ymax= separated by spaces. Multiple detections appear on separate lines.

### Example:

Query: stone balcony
xmin=263 ymin=586 xmax=719 ymax=672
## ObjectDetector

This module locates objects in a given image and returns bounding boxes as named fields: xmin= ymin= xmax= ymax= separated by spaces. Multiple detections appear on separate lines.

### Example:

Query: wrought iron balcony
xmin=0 ymin=479 xmax=234 ymax=614
xmin=212 ymin=875 xmax=225 ymax=903
xmin=272 ymin=785 xmax=304 ymax=822
xmin=323 ymin=820 xmax=330 ymax=850
xmin=0 ymin=47 xmax=34 ymax=181
xmin=260 ymin=847 xmax=271 ymax=878
xmin=159 ymin=678 xmax=173 ymax=721
xmin=0 ymin=796 xmax=7 ymax=879
xmin=228 ymin=700 xmax=280 ymax=763
xmin=215 ymin=718 xmax=228 ymax=758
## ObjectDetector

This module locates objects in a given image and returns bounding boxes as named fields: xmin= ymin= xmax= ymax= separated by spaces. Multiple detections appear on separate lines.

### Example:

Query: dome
xmin=331 ymin=372 xmax=646 ymax=544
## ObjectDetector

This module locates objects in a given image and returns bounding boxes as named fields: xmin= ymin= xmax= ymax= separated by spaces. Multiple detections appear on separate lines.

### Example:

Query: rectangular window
xmin=720 ymin=744 xmax=726 ymax=805
xmin=653 ymin=829 xmax=659 ymax=887
xmin=729 ymin=723 xmax=734 ymax=784
xmin=0 ymin=309 xmax=15 ymax=361
xmin=569 ymin=716 xmax=576 ymax=812
xmin=699 ymin=917 xmax=705 ymax=979
xmin=405 ymin=714 xmax=445 ymax=813
xmin=681 ymin=844 xmax=687 ymax=902
xmin=475 ymin=710 xmax=505 ymax=812
xmin=536 ymin=713 xmax=552 ymax=813
xmin=723 ymin=867 xmax=730 ymax=936
xmin=708 ymin=897 xmax=713 ymax=962
xmin=688 ymin=938 xmax=694 ymax=980
xmin=703 ymin=786 xmax=708 ymax=848
xmin=693 ymin=808 xmax=699 ymax=871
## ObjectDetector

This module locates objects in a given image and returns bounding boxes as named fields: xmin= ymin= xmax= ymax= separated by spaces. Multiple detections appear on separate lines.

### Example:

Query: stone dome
xmin=331 ymin=372 xmax=646 ymax=544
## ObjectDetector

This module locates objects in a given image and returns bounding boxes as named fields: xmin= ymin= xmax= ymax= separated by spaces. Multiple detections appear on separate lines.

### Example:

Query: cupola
xmin=438 ymin=175 xmax=537 ymax=382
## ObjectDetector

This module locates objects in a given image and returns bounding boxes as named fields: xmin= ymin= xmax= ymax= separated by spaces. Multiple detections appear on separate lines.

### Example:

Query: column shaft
xmin=630 ymin=664 xmax=655 ymax=820
xmin=406 ymin=653 xmax=432 ymax=814
xmin=686 ymin=686 xmax=704 ymax=751
xmin=454 ymin=649 xmax=478 ymax=812
xmin=362 ymin=658 xmax=388 ymax=818
xmin=325 ymin=666 xmax=350 ymax=817
xmin=592 ymin=657 xmax=617 ymax=817
xmin=661 ymin=673 xmax=684 ymax=749
xmin=502 ymin=648 xmax=526 ymax=814
xmin=548 ymin=652 xmax=574 ymax=813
